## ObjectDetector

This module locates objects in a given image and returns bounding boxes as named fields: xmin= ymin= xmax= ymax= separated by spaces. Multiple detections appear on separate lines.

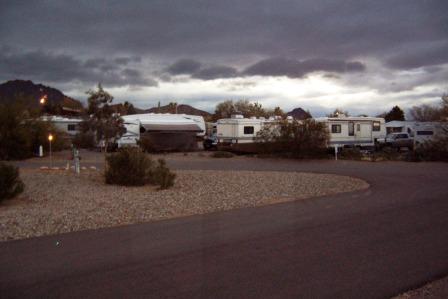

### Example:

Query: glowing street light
xmin=40 ymin=95 xmax=47 ymax=105
xmin=48 ymin=134 xmax=54 ymax=168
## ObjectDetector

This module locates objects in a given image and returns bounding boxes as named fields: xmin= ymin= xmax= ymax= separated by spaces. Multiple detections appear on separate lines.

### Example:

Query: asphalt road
xmin=1 ymin=157 xmax=448 ymax=299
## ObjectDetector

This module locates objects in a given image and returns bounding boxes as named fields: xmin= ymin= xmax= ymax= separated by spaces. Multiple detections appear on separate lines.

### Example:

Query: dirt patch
xmin=0 ymin=169 xmax=368 ymax=241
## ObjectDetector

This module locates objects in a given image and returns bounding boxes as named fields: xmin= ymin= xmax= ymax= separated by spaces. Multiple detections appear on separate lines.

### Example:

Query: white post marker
xmin=39 ymin=145 xmax=43 ymax=157
xmin=334 ymin=145 xmax=338 ymax=161
xmin=74 ymin=149 xmax=80 ymax=174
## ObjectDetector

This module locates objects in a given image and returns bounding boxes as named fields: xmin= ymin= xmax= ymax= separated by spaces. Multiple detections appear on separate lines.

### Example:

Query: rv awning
xmin=141 ymin=123 xmax=202 ymax=132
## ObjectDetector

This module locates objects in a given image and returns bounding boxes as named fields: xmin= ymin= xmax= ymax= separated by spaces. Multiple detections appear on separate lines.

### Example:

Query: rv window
xmin=244 ymin=126 xmax=254 ymax=134
xmin=67 ymin=124 xmax=77 ymax=131
xmin=373 ymin=121 xmax=381 ymax=131
xmin=331 ymin=124 xmax=341 ymax=133
xmin=417 ymin=130 xmax=433 ymax=135
xmin=357 ymin=124 xmax=361 ymax=132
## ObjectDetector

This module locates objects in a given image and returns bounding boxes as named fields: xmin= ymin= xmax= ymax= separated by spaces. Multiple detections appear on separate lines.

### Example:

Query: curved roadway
xmin=1 ymin=157 xmax=448 ymax=298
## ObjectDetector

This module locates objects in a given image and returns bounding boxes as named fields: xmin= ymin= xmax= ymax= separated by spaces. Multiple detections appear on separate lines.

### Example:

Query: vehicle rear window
xmin=244 ymin=126 xmax=254 ymax=134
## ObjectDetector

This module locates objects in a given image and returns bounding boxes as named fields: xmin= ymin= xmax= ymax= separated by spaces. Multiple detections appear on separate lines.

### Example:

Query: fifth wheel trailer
xmin=117 ymin=113 xmax=205 ymax=151
xmin=315 ymin=115 xmax=386 ymax=148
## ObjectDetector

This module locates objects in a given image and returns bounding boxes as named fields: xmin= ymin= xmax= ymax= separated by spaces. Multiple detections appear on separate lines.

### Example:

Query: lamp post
xmin=39 ymin=95 xmax=47 ymax=115
xmin=48 ymin=134 xmax=53 ymax=168
xmin=39 ymin=95 xmax=47 ymax=105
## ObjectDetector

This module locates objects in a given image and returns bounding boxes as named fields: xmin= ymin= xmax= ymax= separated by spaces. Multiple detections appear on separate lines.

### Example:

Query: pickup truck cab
xmin=385 ymin=132 xmax=414 ymax=150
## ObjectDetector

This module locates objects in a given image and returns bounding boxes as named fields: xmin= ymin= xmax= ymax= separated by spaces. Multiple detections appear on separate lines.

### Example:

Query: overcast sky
xmin=1 ymin=0 xmax=447 ymax=116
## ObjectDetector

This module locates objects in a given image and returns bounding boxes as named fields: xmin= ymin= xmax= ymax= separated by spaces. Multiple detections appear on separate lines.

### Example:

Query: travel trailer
xmin=315 ymin=115 xmax=386 ymax=148
xmin=117 ymin=113 xmax=205 ymax=151
xmin=41 ymin=116 xmax=83 ymax=137
xmin=385 ymin=121 xmax=446 ymax=144
xmin=215 ymin=114 xmax=281 ymax=145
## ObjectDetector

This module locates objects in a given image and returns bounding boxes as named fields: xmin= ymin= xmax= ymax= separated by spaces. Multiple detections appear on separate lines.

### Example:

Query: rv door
xmin=348 ymin=122 xmax=354 ymax=136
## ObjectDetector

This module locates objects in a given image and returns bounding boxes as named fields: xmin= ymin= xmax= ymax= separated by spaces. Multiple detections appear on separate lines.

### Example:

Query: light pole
xmin=48 ymin=134 xmax=53 ymax=168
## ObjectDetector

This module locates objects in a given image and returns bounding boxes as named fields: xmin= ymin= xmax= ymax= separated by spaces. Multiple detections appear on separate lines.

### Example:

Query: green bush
xmin=211 ymin=151 xmax=235 ymax=158
xmin=413 ymin=136 xmax=448 ymax=162
xmin=105 ymin=148 xmax=153 ymax=186
xmin=0 ymin=162 xmax=25 ymax=202
xmin=339 ymin=148 xmax=363 ymax=160
xmin=138 ymin=137 xmax=155 ymax=152
xmin=371 ymin=147 xmax=402 ymax=161
xmin=152 ymin=159 xmax=176 ymax=189
xmin=105 ymin=148 xmax=175 ymax=189
xmin=256 ymin=119 xmax=329 ymax=158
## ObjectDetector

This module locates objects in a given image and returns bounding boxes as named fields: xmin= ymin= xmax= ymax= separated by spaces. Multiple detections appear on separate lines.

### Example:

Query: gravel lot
xmin=0 ymin=169 xmax=368 ymax=241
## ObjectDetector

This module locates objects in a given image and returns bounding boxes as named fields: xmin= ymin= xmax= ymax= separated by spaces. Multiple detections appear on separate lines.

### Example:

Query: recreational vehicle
xmin=117 ymin=113 xmax=205 ymax=151
xmin=385 ymin=121 xmax=446 ymax=144
xmin=41 ymin=116 xmax=83 ymax=136
xmin=315 ymin=115 xmax=386 ymax=148
xmin=216 ymin=114 xmax=279 ymax=145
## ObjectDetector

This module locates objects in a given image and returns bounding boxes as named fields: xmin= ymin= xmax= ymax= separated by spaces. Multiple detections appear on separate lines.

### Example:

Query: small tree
xmin=214 ymin=100 xmax=237 ymax=119
xmin=256 ymin=119 xmax=329 ymax=158
xmin=81 ymin=84 xmax=125 ymax=153
xmin=409 ymin=104 xmax=441 ymax=121
xmin=327 ymin=108 xmax=349 ymax=117
xmin=168 ymin=102 xmax=178 ymax=114
xmin=384 ymin=105 xmax=405 ymax=122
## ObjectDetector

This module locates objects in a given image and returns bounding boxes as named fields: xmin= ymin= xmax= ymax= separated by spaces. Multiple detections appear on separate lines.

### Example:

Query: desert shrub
xmin=211 ymin=151 xmax=235 ymax=158
xmin=152 ymin=159 xmax=176 ymax=189
xmin=371 ymin=147 xmax=402 ymax=161
xmin=73 ymin=132 xmax=96 ymax=149
xmin=413 ymin=136 xmax=448 ymax=162
xmin=256 ymin=119 xmax=329 ymax=158
xmin=138 ymin=137 xmax=155 ymax=152
xmin=339 ymin=148 xmax=363 ymax=160
xmin=105 ymin=148 xmax=153 ymax=186
xmin=105 ymin=148 xmax=175 ymax=188
xmin=0 ymin=162 xmax=25 ymax=202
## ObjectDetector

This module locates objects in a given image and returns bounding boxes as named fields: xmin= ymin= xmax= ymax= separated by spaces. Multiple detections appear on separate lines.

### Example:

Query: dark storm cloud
xmin=1 ymin=1 xmax=447 ymax=68
xmin=0 ymin=49 xmax=157 ymax=87
xmin=193 ymin=66 xmax=239 ymax=80
xmin=243 ymin=57 xmax=365 ymax=78
xmin=165 ymin=57 xmax=364 ymax=80
xmin=386 ymin=42 xmax=448 ymax=70
xmin=166 ymin=59 xmax=202 ymax=75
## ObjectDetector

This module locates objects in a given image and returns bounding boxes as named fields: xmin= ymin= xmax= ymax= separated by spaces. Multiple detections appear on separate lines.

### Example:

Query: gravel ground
xmin=0 ymin=169 xmax=368 ymax=241
xmin=392 ymin=276 xmax=448 ymax=299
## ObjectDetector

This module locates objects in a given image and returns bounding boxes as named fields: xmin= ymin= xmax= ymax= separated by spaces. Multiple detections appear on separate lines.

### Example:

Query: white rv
xmin=117 ymin=113 xmax=205 ymax=148
xmin=385 ymin=121 xmax=446 ymax=144
xmin=315 ymin=115 xmax=386 ymax=148
xmin=40 ymin=116 xmax=83 ymax=136
xmin=216 ymin=115 xmax=279 ymax=144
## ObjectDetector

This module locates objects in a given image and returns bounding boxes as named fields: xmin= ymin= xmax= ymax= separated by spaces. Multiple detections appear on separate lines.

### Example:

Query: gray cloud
xmin=1 ymin=1 xmax=447 ymax=68
xmin=1 ymin=1 xmax=447 ymax=114
xmin=165 ymin=57 xmax=364 ymax=80
xmin=193 ymin=65 xmax=239 ymax=80
xmin=166 ymin=59 xmax=202 ymax=75
xmin=386 ymin=42 xmax=448 ymax=70
xmin=0 ymin=49 xmax=157 ymax=87
xmin=243 ymin=57 xmax=365 ymax=78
